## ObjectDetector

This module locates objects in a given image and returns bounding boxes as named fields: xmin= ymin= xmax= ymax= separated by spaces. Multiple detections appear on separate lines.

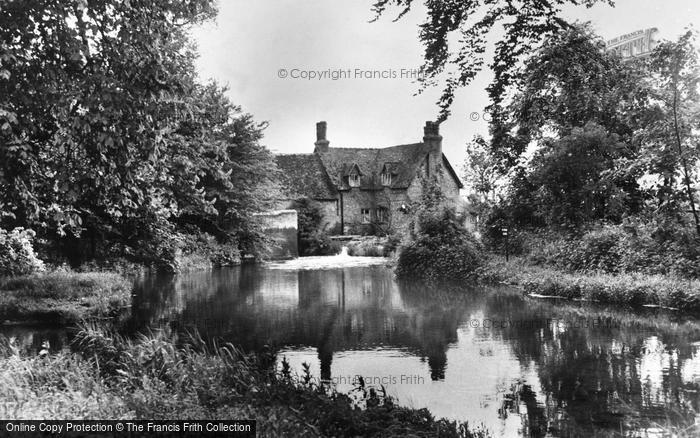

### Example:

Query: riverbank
xmin=0 ymin=272 xmax=131 ymax=324
xmin=0 ymin=326 xmax=489 ymax=438
xmin=482 ymin=257 xmax=700 ymax=312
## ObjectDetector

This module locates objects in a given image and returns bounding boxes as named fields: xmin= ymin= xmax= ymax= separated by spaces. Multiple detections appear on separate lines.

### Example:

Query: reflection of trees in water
xmin=124 ymin=266 xmax=700 ymax=436
xmin=482 ymin=296 xmax=700 ymax=435
xmin=0 ymin=326 xmax=71 ymax=355
xmin=497 ymin=381 xmax=548 ymax=438
xmin=126 ymin=266 xmax=467 ymax=381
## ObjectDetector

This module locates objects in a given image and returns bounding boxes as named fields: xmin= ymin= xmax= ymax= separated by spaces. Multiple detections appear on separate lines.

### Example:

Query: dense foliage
xmin=525 ymin=222 xmax=700 ymax=279
xmin=466 ymin=26 xmax=700 ymax=255
xmin=397 ymin=179 xmax=483 ymax=281
xmin=291 ymin=198 xmax=341 ymax=256
xmin=396 ymin=207 xmax=483 ymax=282
xmin=0 ymin=227 xmax=44 ymax=277
xmin=0 ymin=1 xmax=276 ymax=271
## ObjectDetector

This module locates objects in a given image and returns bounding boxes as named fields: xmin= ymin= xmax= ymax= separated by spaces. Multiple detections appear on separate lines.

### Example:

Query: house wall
xmin=340 ymin=187 xmax=416 ymax=234
xmin=439 ymin=167 xmax=461 ymax=206
xmin=376 ymin=188 xmax=412 ymax=232
xmin=338 ymin=163 xmax=461 ymax=235
xmin=340 ymin=189 xmax=376 ymax=234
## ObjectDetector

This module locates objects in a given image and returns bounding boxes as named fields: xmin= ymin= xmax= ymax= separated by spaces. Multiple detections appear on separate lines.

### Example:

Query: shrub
xmin=396 ymin=207 xmax=483 ymax=281
xmin=0 ymin=228 xmax=45 ymax=277
xmin=289 ymin=198 xmax=341 ymax=256
xmin=523 ymin=221 xmax=700 ymax=279
xmin=383 ymin=233 xmax=402 ymax=256
xmin=347 ymin=237 xmax=387 ymax=257
xmin=300 ymin=231 xmax=341 ymax=256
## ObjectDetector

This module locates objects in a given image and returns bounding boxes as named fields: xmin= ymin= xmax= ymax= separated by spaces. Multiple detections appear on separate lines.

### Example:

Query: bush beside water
xmin=511 ymin=222 xmax=700 ymax=279
xmin=346 ymin=237 xmax=393 ymax=257
xmin=396 ymin=207 xmax=483 ymax=281
xmin=292 ymin=198 xmax=341 ymax=256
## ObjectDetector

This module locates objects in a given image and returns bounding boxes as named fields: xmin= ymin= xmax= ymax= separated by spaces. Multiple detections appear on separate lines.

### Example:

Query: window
xmin=381 ymin=172 xmax=392 ymax=186
xmin=376 ymin=207 xmax=388 ymax=223
xmin=349 ymin=174 xmax=360 ymax=187
xmin=361 ymin=208 xmax=371 ymax=223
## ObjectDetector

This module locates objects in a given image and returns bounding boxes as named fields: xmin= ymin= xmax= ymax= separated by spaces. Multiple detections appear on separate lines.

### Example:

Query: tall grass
xmin=0 ymin=272 xmax=131 ymax=323
xmin=0 ymin=336 xmax=129 ymax=419
xmin=0 ymin=325 xmax=491 ymax=437
xmin=482 ymin=257 xmax=700 ymax=312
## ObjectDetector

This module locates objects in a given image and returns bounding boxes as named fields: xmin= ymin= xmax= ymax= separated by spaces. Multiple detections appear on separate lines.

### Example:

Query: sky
xmin=192 ymin=0 xmax=699 ymax=172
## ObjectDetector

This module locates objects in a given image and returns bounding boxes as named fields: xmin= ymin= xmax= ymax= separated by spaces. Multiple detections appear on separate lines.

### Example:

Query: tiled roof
xmin=274 ymin=142 xmax=463 ymax=200
xmin=274 ymin=154 xmax=338 ymax=199
xmin=318 ymin=143 xmax=434 ymax=190
xmin=382 ymin=162 xmax=401 ymax=175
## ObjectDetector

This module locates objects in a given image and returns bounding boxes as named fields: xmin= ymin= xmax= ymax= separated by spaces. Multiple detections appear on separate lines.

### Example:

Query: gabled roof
xmin=318 ymin=143 xmax=437 ymax=190
xmin=382 ymin=162 xmax=401 ymax=175
xmin=274 ymin=142 xmax=463 ymax=199
xmin=274 ymin=154 xmax=338 ymax=200
xmin=341 ymin=163 xmax=363 ymax=176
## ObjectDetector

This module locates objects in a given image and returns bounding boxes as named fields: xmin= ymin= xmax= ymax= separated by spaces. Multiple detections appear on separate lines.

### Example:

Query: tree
xmin=528 ymin=123 xmax=631 ymax=226
xmin=637 ymin=30 xmax=700 ymax=232
xmin=487 ymin=24 xmax=649 ymax=168
xmin=371 ymin=0 xmax=612 ymax=122
xmin=465 ymin=25 xmax=647 ymax=229
xmin=290 ymin=198 xmax=339 ymax=256
xmin=0 ymin=0 xmax=276 ymax=267
xmin=463 ymin=135 xmax=501 ymax=201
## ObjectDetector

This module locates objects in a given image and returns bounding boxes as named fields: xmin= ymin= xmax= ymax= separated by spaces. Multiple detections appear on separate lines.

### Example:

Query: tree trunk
xmin=671 ymin=77 xmax=700 ymax=235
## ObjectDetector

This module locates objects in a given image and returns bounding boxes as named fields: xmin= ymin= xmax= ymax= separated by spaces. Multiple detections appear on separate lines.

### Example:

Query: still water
xmin=4 ymin=256 xmax=700 ymax=436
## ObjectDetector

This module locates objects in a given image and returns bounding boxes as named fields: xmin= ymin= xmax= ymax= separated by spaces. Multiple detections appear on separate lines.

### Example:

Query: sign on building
xmin=605 ymin=28 xmax=658 ymax=59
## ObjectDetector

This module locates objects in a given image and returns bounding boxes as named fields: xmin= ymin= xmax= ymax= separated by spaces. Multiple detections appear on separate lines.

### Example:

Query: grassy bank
xmin=482 ymin=257 xmax=700 ymax=312
xmin=0 ymin=272 xmax=131 ymax=324
xmin=0 ymin=327 xmax=489 ymax=437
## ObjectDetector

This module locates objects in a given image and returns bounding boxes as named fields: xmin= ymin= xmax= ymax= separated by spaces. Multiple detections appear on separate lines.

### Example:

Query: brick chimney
xmin=314 ymin=121 xmax=330 ymax=153
xmin=423 ymin=121 xmax=442 ymax=176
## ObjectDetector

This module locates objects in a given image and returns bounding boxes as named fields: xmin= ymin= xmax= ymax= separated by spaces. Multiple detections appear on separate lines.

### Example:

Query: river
xmin=3 ymin=255 xmax=700 ymax=437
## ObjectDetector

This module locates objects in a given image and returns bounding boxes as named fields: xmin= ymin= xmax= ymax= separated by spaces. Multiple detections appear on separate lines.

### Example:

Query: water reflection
xmin=125 ymin=265 xmax=700 ymax=437
xmin=0 ymin=324 xmax=71 ymax=355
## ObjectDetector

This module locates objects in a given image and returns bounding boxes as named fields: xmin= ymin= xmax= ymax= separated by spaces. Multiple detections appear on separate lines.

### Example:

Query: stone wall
xmin=254 ymin=210 xmax=298 ymax=259
xmin=338 ymin=162 xmax=461 ymax=235
xmin=439 ymin=166 xmax=461 ymax=206
xmin=340 ymin=189 xmax=377 ymax=234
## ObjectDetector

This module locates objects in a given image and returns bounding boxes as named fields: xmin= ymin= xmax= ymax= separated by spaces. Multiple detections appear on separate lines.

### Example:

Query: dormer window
xmin=381 ymin=162 xmax=398 ymax=187
xmin=345 ymin=163 xmax=362 ymax=187
xmin=381 ymin=172 xmax=392 ymax=186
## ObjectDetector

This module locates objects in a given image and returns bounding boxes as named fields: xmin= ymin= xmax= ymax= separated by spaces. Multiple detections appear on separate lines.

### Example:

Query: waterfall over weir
xmin=266 ymin=246 xmax=387 ymax=270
